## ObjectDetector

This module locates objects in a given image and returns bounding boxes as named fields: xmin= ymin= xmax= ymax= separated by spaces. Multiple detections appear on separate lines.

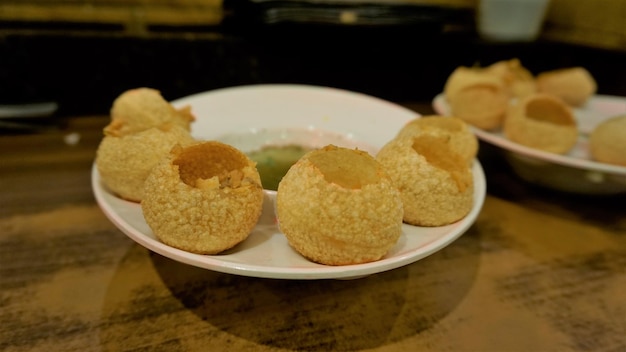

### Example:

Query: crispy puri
xmin=141 ymin=141 xmax=264 ymax=254
xmin=105 ymin=87 xmax=195 ymax=136
xmin=96 ymin=124 xmax=195 ymax=202
xmin=376 ymin=135 xmax=474 ymax=227
xmin=444 ymin=66 xmax=505 ymax=102
xmin=448 ymin=83 xmax=509 ymax=130
xmin=589 ymin=115 xmax=626 ymax=166
xmin=536 ymin=67 xmax=597 ymax=107
xmin=485 ymin=58 xmax=536 ymax=98
xmin=503 ymin=93 xmax=578 ymax=154
xmin=276 ymin=145 xmax=403 ymax=266
xmin=396 ymin=115 xmax=478 ymax=165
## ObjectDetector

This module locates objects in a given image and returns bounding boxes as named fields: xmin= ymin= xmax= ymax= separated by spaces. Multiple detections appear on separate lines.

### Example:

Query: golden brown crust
xmin=376 ymin=135 xmax=474 ymax=227
xmin=396 ymin=115 xmax=479 ymax=165
xmin=444 ymin=66 xmax=505 ymax=102
xmin=105 ymin=87 xmax=195 ymax=136
xmin=95 ymin=124 xmax=195 ymax=202
xmin=536 ymin=67 xmax=597 ymax=107
xmin=589 ymin=115 xmax=626 ymax=166
xmin=276 ymin=145 xmax=403 ymax=265
xmin=485 ymin=58 xmax=536 ymax=98
xmin=141 ymin=141 xmax=264 ymax=254
xmin=448 ymin=83 xmax=509 ymax=130
xmin=503 ymin=93 xmax=578 ymax=154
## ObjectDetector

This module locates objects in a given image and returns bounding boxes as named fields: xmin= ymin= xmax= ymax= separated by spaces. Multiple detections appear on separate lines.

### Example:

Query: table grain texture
xmin=1 ymin=107 xmax=625 ymax=352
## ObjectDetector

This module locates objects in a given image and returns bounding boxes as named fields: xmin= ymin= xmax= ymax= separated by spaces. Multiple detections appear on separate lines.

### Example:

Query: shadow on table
xmin=145 ymin=226 xmax=482 ymax=351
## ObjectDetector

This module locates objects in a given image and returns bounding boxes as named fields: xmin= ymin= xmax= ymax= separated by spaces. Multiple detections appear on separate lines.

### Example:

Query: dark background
xmin=1 ymin=5 xmax=625 ymax=117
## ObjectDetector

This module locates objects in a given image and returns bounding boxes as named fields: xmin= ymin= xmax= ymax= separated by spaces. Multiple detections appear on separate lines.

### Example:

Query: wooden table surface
xmin=1 ymin=104 xmax=625 ymax=352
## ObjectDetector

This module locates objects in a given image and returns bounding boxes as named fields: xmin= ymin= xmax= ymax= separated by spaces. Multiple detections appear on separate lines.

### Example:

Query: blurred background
xmin=0 ymin=0 xmax=625 ymax=116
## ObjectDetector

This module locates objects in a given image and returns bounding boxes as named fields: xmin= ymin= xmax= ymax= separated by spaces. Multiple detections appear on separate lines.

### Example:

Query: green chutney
xmin=247 ymin=145 xmax=311 ymax=191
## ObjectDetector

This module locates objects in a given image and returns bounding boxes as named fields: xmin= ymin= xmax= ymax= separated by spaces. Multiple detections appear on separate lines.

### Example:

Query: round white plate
xmin=432 ymin=93 xmax=626 ymax=194
xmin=92 ymin=84 xmax=486 ymax=279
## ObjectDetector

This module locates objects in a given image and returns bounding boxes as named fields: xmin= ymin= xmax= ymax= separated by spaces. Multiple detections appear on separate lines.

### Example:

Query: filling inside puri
xmin=308 ymin=146 xmax=380 ymax=189
xmin=173 ymin=143 xmax=249 ymax=189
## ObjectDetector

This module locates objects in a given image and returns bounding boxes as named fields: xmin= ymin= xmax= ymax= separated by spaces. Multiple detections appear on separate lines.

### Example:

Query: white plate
xmin=432 ymin=93 xmax=626 ymax=194
xmin=92 ymin=84 xmax=486 ymax=279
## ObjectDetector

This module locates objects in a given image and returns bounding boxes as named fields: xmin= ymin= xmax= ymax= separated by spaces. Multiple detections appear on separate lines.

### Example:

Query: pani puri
xmin=141 ymin=141 xmax=264 ymax=254
xmin=105 ymin=87 xmax=195 ymax=136
xmin=443 ymin=66 xmax=504 ymax=102
xmin=485 ymin=58 xmax=536 ymax=98
xmin=396 ymin=115 xmax=478 ymax=165
xmin=589 ymin=115 xmax=626 ymax=166
xmin=376 ymin=135 xmax=474 ymax=227
xmin=536 ymin=67 xmax=597 ymax=107
xmin=503 ymin=93 xmax=578 ymax=154
xmin=96 ymin=124 xmax=194 ymax=202
xmin=448 ymin=83 xmax=509 ymax=130
xmin=276 ymin=145 xmax=403 ymax=266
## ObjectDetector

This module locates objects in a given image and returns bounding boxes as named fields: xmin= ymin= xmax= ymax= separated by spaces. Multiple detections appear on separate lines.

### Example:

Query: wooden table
xmin=1 ymin=106 xmax=625 ymax=352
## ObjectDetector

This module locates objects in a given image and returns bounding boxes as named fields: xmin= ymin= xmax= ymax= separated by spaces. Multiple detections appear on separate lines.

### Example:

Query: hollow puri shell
xmin=536 ymin=67 xmax=597 ymax=107
xmin=485 ymin=58 xmax=536 ymax=99
xmin=503 ymin=93 xmax=578 ymax=154
xmin=276 ymin=145 xmax=403 ymax=266
xmin=589 ymin=114 xmax=626 ymax=166
xmin=141 ymin=141 xmax=264 ymax=255
xmin=448 ymin=83 xmax=509 ymax=130
xmin=396 ymin=115 xmax=479 ymax=165
xmin=105 ymin=87 xmax=195 ymax=136
xmin=443 ymin=66 xmax=504 ymax=102
xmin=95 ymin=124 xmax=195 ymax=202
xmin=444 ymin=65 xmax=510 ymax=130
xmin=376 ymin=135 xmax=474 ymax=227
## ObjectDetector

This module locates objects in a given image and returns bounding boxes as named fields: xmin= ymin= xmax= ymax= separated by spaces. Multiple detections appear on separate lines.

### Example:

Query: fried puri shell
xmin=141 ymin=141 xmax=264 ymax=254
xmin=105 ymin=87 xmax=195 ymax=136
xmin=376 ymin=135 xmax=474 ymax=227
xmin=396 ymin=115 xmax=478 ymax=165
xmin=449 ymin=83 xmax=509 ymax=130
xmin=589 ymin=115 xmax=626 ymax=166
xmin=96 ymin=124 xmax=195 ymax=202
xmin=536 ymin=67 xmax=597 ymax=107
xmin=503 ymin=93 xmax=578 ymax=154
xmin=276 ymin=145 xmax=403 ymax=266
xmin=444 ymin=66 xmax=504 ymax=102
xmin=485 ymin=58 xmax=536 ymax=98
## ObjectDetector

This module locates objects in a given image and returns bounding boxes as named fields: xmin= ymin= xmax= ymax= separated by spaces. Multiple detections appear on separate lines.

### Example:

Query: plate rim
xmin=93 ymin=84 xmax=487 ymax=279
